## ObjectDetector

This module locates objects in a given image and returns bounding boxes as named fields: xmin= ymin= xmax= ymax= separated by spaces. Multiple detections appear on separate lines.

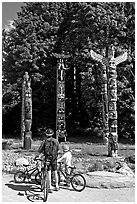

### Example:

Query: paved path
xmin=2 ymin=174 xmax=135 ymax=202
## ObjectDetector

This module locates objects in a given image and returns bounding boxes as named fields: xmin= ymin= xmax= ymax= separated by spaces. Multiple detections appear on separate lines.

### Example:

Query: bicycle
xmin=39 ymin=157 xmax=50 ymax=202
xmin=57 ymin=162 xmax=86 ymax=192
xmin=14 ymin=156 xmax=42 ymax=184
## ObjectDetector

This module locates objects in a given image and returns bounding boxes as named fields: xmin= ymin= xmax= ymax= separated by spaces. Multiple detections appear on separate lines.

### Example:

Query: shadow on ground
xmin=5 ymin=180 xmax=74 ymax=202
xmin=5 ymin=181 xmax=44 ymax=202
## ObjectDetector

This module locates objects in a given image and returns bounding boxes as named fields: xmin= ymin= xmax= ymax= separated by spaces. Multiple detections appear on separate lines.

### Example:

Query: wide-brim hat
xmin=45 ymin=128 xmax=54 ymax=137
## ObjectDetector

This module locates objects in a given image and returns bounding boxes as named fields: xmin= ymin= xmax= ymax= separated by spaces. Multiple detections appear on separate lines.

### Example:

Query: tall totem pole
xmin=21 ymin=72 xmax=32 ymax=149
xmin=108 ymin=47 xmax=127 ymax=156
xmin=90 ymin=47 xmax=127 ymax=157
xmin=90 ymin=49 xmax=109 ymax=144
xmin=55 ymin=54 xmax=70 ymax=141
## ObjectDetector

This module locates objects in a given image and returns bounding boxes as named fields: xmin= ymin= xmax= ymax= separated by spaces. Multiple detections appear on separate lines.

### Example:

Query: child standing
xmin=57 ymin=144 xmax=72 ymax=185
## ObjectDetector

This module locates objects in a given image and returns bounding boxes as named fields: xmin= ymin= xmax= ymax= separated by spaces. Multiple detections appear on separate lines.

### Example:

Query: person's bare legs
xmin=54 ymin=170 xmax=60 ymax=191
xmin=48 ymin=170 xmax=59 ymax=191
xmin=48 ymin=170 xmax=52 ymax=192
xmin=54 ymin=170 xmax=59 ymax=190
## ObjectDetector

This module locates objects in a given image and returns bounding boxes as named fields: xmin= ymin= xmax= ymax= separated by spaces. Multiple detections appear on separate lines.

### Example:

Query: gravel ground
xmin=2 ymin=174 xmax=135 ymax=202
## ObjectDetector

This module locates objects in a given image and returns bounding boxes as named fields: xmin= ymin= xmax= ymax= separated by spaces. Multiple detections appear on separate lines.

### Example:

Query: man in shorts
xmin=38 ymin=128 xmax=60 ymax=192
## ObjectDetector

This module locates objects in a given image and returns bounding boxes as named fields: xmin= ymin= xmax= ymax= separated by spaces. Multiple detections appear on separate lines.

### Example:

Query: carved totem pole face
xmin=56 ymin=59 xmax=67 ymax=139
xmin=108 ymin=58 xmax=118 ymax=152
xmin=21 ymin=72 xmax=32 ymax=149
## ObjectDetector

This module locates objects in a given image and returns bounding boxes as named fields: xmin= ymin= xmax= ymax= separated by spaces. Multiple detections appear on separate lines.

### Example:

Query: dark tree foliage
xmin=3 ymin=2 xmax=63 ymax=135
xmin=2 ymin=2 xmax=135 ymax=140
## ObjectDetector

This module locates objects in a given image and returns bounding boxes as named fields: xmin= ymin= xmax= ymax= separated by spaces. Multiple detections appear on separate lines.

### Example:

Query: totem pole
xmin=90 ymin=49 xmax=109 ymax=144
xmin=108 ymin=47 xmax=127 ymax=156
xmin=54 ymin=54 xmax=70 ymax=141
xmin=101 ymin=63 xmax=109 ymax=144
xmin=74 ymin=66 xmax=77 ymax=95
xmin=21 ymin=76 xmax=25 ymax=142
xmin=90 ymin=47 xmax=127 ymax=156
xmin=21 ymin=72 xmax=32 ymax=149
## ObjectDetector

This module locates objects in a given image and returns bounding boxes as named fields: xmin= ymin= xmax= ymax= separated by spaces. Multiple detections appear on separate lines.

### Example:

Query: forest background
xmin=2 ymin=2 xmax=135 ymax=142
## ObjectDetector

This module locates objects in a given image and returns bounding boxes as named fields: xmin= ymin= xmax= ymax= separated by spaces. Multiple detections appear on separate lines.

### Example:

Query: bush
xmin=2 ymin=139 xmax=13 ymax=150
xmin=88 ymin=161 xmax=104 ymax=172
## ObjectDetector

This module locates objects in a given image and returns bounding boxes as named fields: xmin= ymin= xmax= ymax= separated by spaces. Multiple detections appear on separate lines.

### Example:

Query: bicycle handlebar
xmin=34 ymin=156 xmax=44 ymax=162
xmin=57 ymin=161 xmax=64 ymax=164
xmin=57 ymin=161 xmax=76 ymax=169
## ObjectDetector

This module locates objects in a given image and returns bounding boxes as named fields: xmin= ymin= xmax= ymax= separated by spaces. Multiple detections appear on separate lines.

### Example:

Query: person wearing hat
xmin=37 ymin=128 xmax=60 ymax=192
xmin=57 ymin=144 xmax=72 ymax=186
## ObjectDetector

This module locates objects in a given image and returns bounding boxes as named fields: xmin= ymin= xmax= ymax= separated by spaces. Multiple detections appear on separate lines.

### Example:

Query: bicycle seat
xmin=23 ymin=164 xmax=30 ymax=167
xmin=58 ymin=161 xmax=63 ymax=163
xmin=36 ymin=158 xmax=43 ymax=161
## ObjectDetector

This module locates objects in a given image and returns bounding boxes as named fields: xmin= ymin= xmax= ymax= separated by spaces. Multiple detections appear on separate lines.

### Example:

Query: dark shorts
xmin=47 ymin=159 xmax=57 ymax=171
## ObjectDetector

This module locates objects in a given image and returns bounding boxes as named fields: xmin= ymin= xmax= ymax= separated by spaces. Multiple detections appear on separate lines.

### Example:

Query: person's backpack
xmin=44 ymin=138 xmax=58 ymax=161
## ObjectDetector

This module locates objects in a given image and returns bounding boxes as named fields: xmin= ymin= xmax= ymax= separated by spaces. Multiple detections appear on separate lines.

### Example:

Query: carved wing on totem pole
xmin=90 ymin=50 xmax=103 ymax=63
xmin=114 ymin=52 xmax=127 ymax=66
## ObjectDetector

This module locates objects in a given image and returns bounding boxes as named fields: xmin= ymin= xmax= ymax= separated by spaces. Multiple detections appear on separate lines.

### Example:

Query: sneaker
xmin=48 ymin=189 xmax=53 ymax=193
xmin=54 ymin=187 xmax=60 ymax=191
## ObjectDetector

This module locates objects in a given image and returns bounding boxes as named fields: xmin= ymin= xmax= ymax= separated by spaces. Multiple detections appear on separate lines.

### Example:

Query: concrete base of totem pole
xmin=24 ymin=131 xmax=32 ymax=149
xmin=108 ymin=143 xmax=118 ymax=157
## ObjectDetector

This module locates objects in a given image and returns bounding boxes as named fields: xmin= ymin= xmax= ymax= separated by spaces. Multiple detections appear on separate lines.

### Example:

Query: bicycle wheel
xmin=57 ymin=171 xmax=61 ymax=185
xmin=41 ymin=170 xmax=44 ymax=191
xmin=43 ymin=172 xmax=48 ymax=202
xmin=35 ymin=172 xmax=41 ymax=185
xmin=71 ymin=174 xmax=86 ymax=192
xmin=14 ymin=171 xmax=26 ymax=183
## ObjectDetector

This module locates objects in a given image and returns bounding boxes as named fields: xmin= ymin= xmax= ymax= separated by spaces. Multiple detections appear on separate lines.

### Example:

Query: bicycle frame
xmin=58 ymin=163 xmax=75 ymax=181
xmin=24 ymin=166 xmax=39 ymax=177
xmin=21 ymin=159 xmax=41 ymax=179
xmin=57 ymin=162 xmax=86 ymax=192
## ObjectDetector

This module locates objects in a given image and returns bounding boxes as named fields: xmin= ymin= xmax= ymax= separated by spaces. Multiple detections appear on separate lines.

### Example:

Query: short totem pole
xmin=21 ymin=72 xmax=32 ymax=149
xmin=90 ymin=47 xmax=127 ymax=156
xmin=55 ymin=54 xmax=70 ymax=141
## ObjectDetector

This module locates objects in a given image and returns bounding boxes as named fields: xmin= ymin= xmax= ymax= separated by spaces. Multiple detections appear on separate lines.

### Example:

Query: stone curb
xmin=83 ymin=171 xmax=135 ymax=189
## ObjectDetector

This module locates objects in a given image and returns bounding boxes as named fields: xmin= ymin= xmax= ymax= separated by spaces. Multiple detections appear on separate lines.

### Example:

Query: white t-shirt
xmin=58 ymin=151 xmax=72 ymax=166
